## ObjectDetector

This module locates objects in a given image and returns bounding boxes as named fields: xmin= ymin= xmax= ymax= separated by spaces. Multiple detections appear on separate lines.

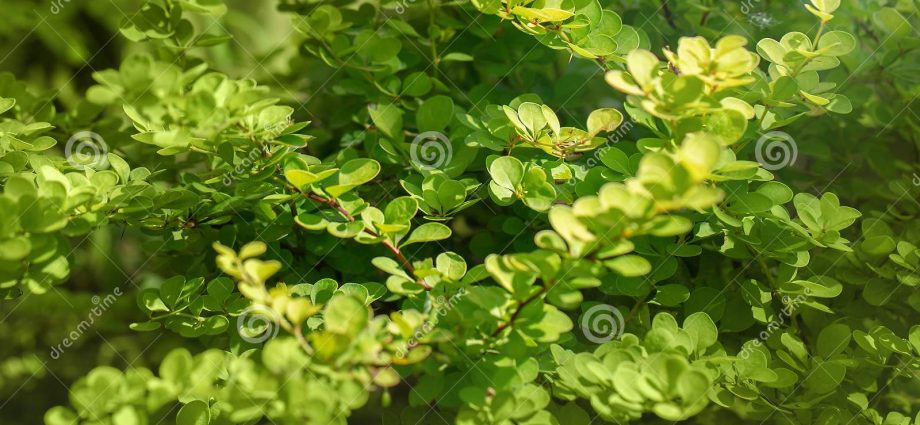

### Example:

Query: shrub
xmin=1 ymin=0 xmax=919 ymax=424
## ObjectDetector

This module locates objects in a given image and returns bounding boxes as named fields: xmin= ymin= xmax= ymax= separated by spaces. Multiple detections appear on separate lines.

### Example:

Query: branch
xmin=490 ymin=286 xmax=547 ymax=337
xmin=660 ymin=0 xmax=677 ymax=29
xmin=306 ymin=193 xmax=353 ymax=220
xmin=302 ymin=192 xmax=431 ymax=291
xmin=624 ymin=290 xmax=652 ymax=324
xmin=699 ymin=11 xmax=710 ymax=27
xmin=292 ymin=324 xmax=314 ymax=355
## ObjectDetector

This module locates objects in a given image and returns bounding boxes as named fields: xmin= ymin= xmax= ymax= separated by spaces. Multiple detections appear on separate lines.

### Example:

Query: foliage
xmin=1 ymin=0 xmax=919 ymax=424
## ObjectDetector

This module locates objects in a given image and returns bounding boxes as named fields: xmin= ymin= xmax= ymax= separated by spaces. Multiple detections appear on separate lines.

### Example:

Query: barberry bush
xmin=1 ymin=0 xmax=919 ymax=424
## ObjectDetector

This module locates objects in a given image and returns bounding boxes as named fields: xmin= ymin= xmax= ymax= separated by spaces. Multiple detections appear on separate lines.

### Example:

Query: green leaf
xmin=129 ymin=321 xmax=162 ymax=332
xmin=324 ymin=295 xmax=370 ymax=336
xmin=239 ymin=241 xmax=268 ymax=258
xmin=512 ymin=6 xmax=575 ymax=22
xmin=683 ymin=312 xmax=718 ymax=352
xmin=0 ymin=237 xmax=31 ymax=261
xmin=402 ymin=72 xmax=432 ymax=96
xmin=521 ymin=167 xmax=556 ymax=211
xmin=586 ymin=108 xmax=623 ymax=137
xmin=541 ymin=105 xmax=561 ymax=136
xmin=676 ymin=369 xmax=711 ymax=402
xmin=372 ymin=256 xmax=410 ymax=279
xmin=757 ymin=38 xmax=787 ymax=65
xmin=810 ymin=0 xmax=840 ymax=14
xmin=112 ymin=406 xmax=142 ymax=425
xmin=817 ymin=323 xmax=851 ymax=358
xmin=817 ymin=31 xmax=855 ymax=56
xmin=402 ymin=222 xmax=451 ymax=247
xmin=604 ymin=255 xmax=651 ymax=277
xmin=679 ymin=133 xmax=721 ymax=180
xmin=441 ymin=52 xmax=474 ymax=62
xmin=599 ymin=147 xmax=630 ymax=174
xmin=781 ymin=277 xmax=843 ymax=298
xmin=369 ymin=103 xmax=404 ymax=139
xmin=436 ymin=252 xmax=467 ymax=281
xmin=436 ymin=179 xmax=467 ymax=212
xmin=176 ymin=400 xmax=210 ymax=425
xmin=358 ymin=34 xmax=402 ymax=63
xmin=910 ymin=326 xmax=920 ymax=356
xmin=417 ymin=96 xmax=454 ymax=132
xmin=653 ymin=285 xmax=690 ymax=307
xmin=325 ymin=158 xmax=381 ymax=197
xmin=285 ymin=169 xmax=336 ymax=188
xmin=387 ymin=275 xmax=425 ymax=295
xmin=0 ymin=97 xmax=15 ymax=114
xmin=489 ymin=156 xmax=525 ymax=190
xmin=804 ymin=361 xmax=845 ymax=393
xmin=625 ymin=49 xmax=659 ymax=87
xmin=141 ymin=290 xmax=169 ymax=313
xmin=295 ymin=213 xmax=328 ymax=230
xmin=384 ymin=197 xmax=418 ymax=224
xmin=517 ymin=102 xmax=547 ymax=135
xmin=44 ymin=407 xmax=78 ymax=425
xmin=159 ymin=348 xmax=193 ymax=383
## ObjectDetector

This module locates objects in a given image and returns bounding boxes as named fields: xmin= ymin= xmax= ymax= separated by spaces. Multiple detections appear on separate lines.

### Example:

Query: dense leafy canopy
xmin=1 ymin=0 xmax=919 ymax=424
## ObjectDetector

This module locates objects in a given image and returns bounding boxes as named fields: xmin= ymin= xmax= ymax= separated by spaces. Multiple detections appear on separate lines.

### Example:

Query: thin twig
xmin=302 ymin=192 xmax=431 ymax=290
xmin=490 ymin=286 xmax=548 ymax=337
xmin=623 ymin=285 xmax=657 ymax=326
xmin=293 ymin=324 xmax=314 ymax=354
xmin=660 ymin=0 xmax=678 ymax=29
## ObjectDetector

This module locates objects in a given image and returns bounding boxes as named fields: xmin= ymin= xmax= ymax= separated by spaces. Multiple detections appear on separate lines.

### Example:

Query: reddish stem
xmin=304 ymin=193 xmax=431 ymax=290
xmin=490 ymin=287 xmax=547 ymax=337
